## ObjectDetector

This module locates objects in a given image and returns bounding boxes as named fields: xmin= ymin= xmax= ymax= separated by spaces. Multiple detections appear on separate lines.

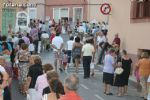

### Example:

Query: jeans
xmin=33 ymin=40 xmax=39 ymax=54
xmin=67 ymin=50 xmax=72 ymax=63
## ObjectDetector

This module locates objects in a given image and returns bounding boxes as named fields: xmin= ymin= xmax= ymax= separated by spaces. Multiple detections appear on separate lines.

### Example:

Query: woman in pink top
xmin=35 ymin=64 xmax=53 ymax=100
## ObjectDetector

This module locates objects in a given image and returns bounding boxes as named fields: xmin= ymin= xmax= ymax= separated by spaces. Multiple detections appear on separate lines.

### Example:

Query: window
xmin=28 ymin=8 xmax=37 ymax=19
xmin=73 ymin=7 xmax=83 ymax=23
xmin=53 ymin=8 xmax=69 ymax=23
xmin=53 ymin=8 xmax=60 ymax=23
xmin=131 ymin=0 xmax=150 ymax=19
xmin=18 ymin=13 xmax=27 ymax=26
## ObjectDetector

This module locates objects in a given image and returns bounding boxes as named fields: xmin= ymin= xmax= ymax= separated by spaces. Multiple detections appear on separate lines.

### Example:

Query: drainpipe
xmin=44 ymin=0 xmax=46 ymax=21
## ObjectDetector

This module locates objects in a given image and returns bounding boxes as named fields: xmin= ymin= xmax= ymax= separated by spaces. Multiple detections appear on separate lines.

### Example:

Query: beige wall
xmin=29 ymin=0 xmax=45 ymax=21
xmin=87 ymin=0 xmax=108 ymax=22
xmin=88 ymin=0 xmax=150 ymax=55
xmin=108 ymin=0 xmax=150 ymax=55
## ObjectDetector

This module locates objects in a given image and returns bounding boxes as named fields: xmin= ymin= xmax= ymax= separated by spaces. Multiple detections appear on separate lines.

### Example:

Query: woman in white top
xmin=82 ymin=39 xmax=95 ymax=79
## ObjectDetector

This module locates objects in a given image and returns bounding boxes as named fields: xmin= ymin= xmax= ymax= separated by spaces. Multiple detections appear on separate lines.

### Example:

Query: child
xmin=28 ymin=39 xmax=35 ymax=55
xmin=62 ymin=50 xmax=68 ymax=70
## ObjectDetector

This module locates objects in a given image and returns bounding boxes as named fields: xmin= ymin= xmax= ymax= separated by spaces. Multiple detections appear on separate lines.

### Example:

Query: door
xmin=2 ymin=8 xmax=16 ymax=36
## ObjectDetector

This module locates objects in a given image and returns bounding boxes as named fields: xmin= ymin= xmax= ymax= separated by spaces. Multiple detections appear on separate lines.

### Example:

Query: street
xmin=11 ymin=34 xmax=142 ymax=100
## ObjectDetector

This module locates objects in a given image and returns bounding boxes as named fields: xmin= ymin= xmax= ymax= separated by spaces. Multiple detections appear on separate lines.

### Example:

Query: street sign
xmin=100 ymin=3 xmax=111 ymax=15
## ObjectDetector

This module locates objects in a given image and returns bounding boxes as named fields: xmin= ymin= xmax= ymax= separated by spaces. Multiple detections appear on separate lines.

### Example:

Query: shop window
xmin=131 ymin=0 xmax=150 ymax=19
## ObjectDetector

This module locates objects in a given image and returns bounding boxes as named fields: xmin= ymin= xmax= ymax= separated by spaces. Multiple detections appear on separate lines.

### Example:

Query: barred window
xmin=131 ymin=0 xmax=150 ymax=19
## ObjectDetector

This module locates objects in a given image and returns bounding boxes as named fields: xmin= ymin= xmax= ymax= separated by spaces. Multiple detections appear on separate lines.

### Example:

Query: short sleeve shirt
xmin=82 ymin=44 xmax=95 ymax=56
xmin=103 ymin=54 xmax=115 ymax=74
xmin=52 ymin=36 xmax=63 ymax=51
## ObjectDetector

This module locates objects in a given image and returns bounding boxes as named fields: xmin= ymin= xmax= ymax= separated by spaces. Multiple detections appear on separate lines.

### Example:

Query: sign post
xmin=100 ymin=3 xmax=111 ymax=24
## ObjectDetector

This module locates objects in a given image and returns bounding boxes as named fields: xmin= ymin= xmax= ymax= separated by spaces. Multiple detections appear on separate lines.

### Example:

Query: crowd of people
xmin=0 ymin=18 xmax=149 ymax=100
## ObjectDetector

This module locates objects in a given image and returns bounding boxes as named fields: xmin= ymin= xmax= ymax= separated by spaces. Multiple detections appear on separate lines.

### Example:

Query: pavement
xmin=11 ymin=34 xmax=142 ymax=100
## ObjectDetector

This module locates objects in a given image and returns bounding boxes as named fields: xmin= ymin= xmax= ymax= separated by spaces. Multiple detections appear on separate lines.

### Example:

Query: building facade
xmin=0 ymin=0 xmax=43 ymax=35
xmin=28 ymin=0 xmax=45 ymax=21
xmin=87 ymin=0 xmax=107 ymax=22
xmin=0 ymin=0 xmax=28 ymax=35
xmin=92 ymin=0 xmax=150 ymax=61
xmin=45 ymin=0 xmax=88 ymax=23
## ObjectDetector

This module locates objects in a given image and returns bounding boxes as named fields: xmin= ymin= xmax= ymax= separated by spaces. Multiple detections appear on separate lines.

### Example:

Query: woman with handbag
xmin=114 ymin=50 xmax=132 ymax=96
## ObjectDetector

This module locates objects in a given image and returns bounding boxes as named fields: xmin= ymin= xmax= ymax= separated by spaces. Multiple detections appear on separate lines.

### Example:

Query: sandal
xmin=91 ymin=73 xmax=95 ymax=77
xmin=106 ymin=93 xmax=113 ymax=95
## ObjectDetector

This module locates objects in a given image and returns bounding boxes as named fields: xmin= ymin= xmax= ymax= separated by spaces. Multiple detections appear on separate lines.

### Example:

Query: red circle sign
xmin=100 ymin=3 xmax=111 ymax=15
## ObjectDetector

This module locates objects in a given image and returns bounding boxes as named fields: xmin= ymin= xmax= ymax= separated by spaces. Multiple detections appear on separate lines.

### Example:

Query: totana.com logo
xmin=3 ymin=3 xmax=37 ymax=8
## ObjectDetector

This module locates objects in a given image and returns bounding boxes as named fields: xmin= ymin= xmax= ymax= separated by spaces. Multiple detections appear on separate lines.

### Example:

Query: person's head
xmin=70 ymin=36 xmax=74 ymax=41
xmin=48 ymin=78 xmax=64 ymax=98
xmin=47 ymin=70 xmax=59 ymax=81
xmin=141 ymin=52 xmax=149 ymax=59
xmin=75 ymin=36 xmax=80 ymax=43
xmin=64 ymin=74 xmax=79 ymax=93
xmin=96 ymin=26 xmax=99 ymax=28
xmin=30 ymin=55 xmax=42 ymax=65
xmin=21 ymin=43 xmax=28 ymax=50
xmin=43 ymin=64 xmax=53 ymax=73
xmin=1 ymin=36 xmax=7 ymax=42
xmin=86 ymin=38 xmax=93 ymax=44
xmin=108 ymin=48 xmax=116 ymax=56
xmin=115 ymin=34 xmax=119 ymax=38
xmin=56 ymin=32 xmax=60 ymax=36
xmin=122 ymin=50 xmax=127 ymax=56
xmin=2 ymin=42 xmax=8 ymax=50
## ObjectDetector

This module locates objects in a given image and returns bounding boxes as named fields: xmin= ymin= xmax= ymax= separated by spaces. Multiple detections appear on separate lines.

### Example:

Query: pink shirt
xmin=35 ymin=74 xmax=49 ymax=96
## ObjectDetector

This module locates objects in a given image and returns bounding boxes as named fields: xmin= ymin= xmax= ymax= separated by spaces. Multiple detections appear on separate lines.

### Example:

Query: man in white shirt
xmin=67 ymin=36 xmax=74 ymax=65
xmin=52 ymin=33 xmax=64 ymax=72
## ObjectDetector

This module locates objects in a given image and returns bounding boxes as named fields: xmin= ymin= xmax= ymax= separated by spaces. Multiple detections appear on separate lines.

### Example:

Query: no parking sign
xmin=100 ymin=3 xmax=111 ymax=15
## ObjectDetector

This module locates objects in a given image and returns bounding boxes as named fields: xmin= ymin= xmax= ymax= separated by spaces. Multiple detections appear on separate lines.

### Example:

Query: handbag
xmin=114 ymin=67 xmax=124 ymax=75
xmin=90 ymin=62 xmax=95 ymax=69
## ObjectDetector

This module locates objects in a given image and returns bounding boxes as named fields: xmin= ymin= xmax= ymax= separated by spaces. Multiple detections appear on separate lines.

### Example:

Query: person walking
xmin=82 ymin=39 xmax=95 ymax=79
xmin=51 ymin=33 xmax=64 ymax=72
xmin=27 ymin=55 xmax=43 ymax=100
xmin=67 ymin=36 xmax=74 ymax=66
xmin=35 ymin=64 xmax=54 ymax=100
xmin=72 ymin=37 xmax=82 ymax=73
xmin=30 ymin=25 xmax=39 ymax=54
xmin=114 ymin=50 xmax=133 ymax=96
xmin=103 ymin=48 xmax=116 ymax=95
xmin=136 ymin=52 xmax=150 ymax=100
xmin=16 ymin=43 xmax=30 ymax=95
